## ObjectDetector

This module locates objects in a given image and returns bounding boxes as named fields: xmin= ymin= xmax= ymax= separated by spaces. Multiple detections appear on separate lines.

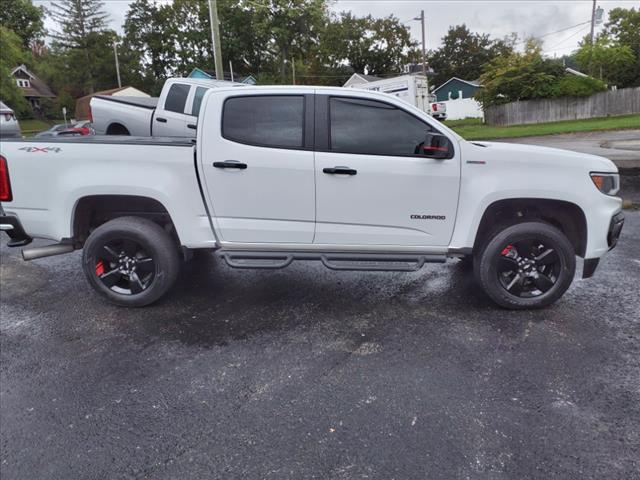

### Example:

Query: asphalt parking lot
xmin=1 ymin=212 xmax=639 ymax=479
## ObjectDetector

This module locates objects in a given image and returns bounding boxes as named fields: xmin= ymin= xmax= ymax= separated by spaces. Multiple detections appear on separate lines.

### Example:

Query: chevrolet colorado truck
xmin=90 ymin=77 xmax=239 ymax=137
xmin=0 ymin=86 xmax=624 ymax=309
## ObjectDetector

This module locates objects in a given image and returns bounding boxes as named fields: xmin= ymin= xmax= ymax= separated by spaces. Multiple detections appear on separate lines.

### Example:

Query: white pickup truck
xmin=90 ymin=77 xmax=238 ymax=137
xmin=0 ymin=86 xmax=624 ymax=309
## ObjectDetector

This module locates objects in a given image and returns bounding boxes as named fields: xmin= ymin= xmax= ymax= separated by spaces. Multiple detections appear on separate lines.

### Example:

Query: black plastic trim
xmin=583 ymin=258 xmax=600 ymax=279
xmin=314 ymin=94 xmax=329 ymax=151
xmin=0 ymin=214 xmax=33 ymax=247
xmin=607 ymin=211 xmax=624 ymax=249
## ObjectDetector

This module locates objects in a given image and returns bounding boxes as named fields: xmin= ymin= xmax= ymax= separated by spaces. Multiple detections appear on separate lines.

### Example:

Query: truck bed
xmin=93 ymin=95 xmax=159 ymax=109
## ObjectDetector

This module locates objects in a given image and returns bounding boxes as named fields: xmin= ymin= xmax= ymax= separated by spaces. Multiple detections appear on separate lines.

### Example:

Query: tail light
xmin=0 ymin=155 xmax=12 ymax=202
xmin=432 ymin=103 xmax=438 ymax=112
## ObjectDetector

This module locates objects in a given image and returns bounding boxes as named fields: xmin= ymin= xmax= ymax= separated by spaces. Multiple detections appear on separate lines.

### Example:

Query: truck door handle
xmin=156 ymin=117 xmax=167 ymax=123
xmin=213 ymin=160 xmax=247 ymax=170
xmin=323 ymin=166 xmax=357 ymax=175
xmin=187 ymin=123 xmax=197 ymax=129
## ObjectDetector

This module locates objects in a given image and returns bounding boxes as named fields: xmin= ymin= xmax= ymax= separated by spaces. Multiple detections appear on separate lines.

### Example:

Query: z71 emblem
xmin=19 ymin=147 xmax=62 ymax=153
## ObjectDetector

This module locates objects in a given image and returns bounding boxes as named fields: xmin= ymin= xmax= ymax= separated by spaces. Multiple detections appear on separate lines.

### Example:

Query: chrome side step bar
xmin=218 ymin=250 xmax=447 ymax=272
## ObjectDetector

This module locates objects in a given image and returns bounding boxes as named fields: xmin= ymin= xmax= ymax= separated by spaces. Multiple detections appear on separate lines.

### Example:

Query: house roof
xmin=433 ymin=76 xmax=481 ymax=93
xmin=343 ymin=73 xmax=381 ymax=87
xmin=11 ymin=64 xmax=55 ymax=98
xmin=188 ymin=67 xmax=256 ymax=84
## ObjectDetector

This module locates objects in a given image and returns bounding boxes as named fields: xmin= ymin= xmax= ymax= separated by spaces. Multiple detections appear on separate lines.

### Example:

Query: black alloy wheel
xmin=496 ymin=239 xmax=561 ymax=298
xmin=94 ymin=239 xmax=156 ymax=295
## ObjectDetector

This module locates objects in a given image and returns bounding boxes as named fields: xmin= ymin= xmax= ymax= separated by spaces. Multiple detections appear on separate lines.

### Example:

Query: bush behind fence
xmin=484 ymin=87 xmax=640 ymax=126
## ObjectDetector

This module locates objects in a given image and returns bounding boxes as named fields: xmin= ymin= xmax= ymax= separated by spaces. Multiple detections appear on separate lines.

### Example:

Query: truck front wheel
xmin=82 ymin=217 xmax=180 ymax=307
xmin=475 ymin=222 xmax=576 ymax=310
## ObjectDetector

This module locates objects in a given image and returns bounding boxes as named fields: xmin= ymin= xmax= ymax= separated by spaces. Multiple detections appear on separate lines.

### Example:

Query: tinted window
xmin=330 ymin=97 xmax=432 ymax=156
xmin=191 ymin=86 xmax=208 ymax=117
xmin=223 ymin=96 xmax=304 ymax=148
xmin=164 ymin=83 xmax=190 ymax=113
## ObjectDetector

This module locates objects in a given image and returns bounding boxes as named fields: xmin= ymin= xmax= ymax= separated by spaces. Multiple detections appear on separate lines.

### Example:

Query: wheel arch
xmin=105 ymin=122 xmax=130 ymax=135
xmin=71 ymin=194 xmax=180 ymax=247
xmin=473 ymin=198 xmax=587 ymax=258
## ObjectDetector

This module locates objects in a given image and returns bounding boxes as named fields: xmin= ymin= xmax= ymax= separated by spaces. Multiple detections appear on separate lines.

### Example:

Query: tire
xmin=82 ymin=216 xmax=180 ymax=307
xmin=474 ymin=221 xmax=576 ymax=310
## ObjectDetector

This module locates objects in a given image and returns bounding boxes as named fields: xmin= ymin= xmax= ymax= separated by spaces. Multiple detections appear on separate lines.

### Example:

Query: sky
xmin=34 ymin=0 xmax=638 ymax=58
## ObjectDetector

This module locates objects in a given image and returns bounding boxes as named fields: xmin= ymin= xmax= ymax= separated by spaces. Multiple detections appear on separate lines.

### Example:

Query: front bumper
xmin=0 ymin=209 xmax=32 ymax=247
xmin=583 ymin=211 xmax=624 ymax=278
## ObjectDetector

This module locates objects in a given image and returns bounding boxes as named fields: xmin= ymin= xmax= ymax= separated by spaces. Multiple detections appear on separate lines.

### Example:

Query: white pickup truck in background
xmin=1 ymin=85 xmax=624 ymax=310
xmin=90 ymin=77 xmax=239 ymax=137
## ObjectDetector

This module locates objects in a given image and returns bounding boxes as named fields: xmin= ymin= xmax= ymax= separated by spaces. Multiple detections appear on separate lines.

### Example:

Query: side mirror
xmin=418 ymin=133 xmax=453 ymax=159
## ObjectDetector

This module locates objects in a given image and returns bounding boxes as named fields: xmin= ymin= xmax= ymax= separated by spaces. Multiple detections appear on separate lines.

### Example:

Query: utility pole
xmin=113 ymin=41 xmax=121 ymax=88
xmin=292 ymin=59 xmax=296 ymax=85
xmin=208 ymin=0 xmax=224 ymax=80
xmin=229 ymin=60 xmax=234 ymax=82
xmin=415 ymin=10 xmax=427 ymax=76
xmin=590 ymin=0 xmax=597 ymax=44
xmin=413 ymin=10 xmax=430 ymax=98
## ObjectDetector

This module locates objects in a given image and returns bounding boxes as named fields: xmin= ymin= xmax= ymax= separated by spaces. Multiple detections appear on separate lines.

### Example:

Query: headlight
xmin=590 ymin=172 xmax=620 ymax=196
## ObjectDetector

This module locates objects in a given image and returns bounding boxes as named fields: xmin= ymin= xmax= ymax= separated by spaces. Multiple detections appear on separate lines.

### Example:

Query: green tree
xmin=48 ymin=0 xmax=110 ymax=94
xmin=123 ymin=0 xmax=176 ymax=94
xmin=0 ymin=0 xmax=45 ymax=48
xmin=602 ymin=7 xmax=640 ymax=86
xmin=476 ymin=41 xmax=565 ymax=107
xmin=428 ymin=25 xmax=514 ymax=88
xmin=320 ymin=12 xmax=417 ymax=77
xmin=0 ymin=26 xmax=31 ymax=117
xmin=252 ymin=0 xmax=327 ymax=82
xmin=575 ymin=36 xmax=635 ymax=87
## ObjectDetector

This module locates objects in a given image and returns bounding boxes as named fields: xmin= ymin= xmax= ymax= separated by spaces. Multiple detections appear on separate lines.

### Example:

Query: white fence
xmin=440 ymin=97 xmax=483 ymax=121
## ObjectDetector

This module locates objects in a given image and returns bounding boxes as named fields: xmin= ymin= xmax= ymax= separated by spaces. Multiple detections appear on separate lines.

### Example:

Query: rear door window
xmin=164 ymin=83 xmax=190 ymax=113
xmin=222 ymin=95 xmax=304 ymax=149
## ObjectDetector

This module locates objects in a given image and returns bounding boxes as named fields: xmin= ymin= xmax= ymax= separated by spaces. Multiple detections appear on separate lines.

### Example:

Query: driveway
xmin=496 ymin=129 xmax=640 ymax=170
xmin=1 ymin=214 xmax=639 ymax=479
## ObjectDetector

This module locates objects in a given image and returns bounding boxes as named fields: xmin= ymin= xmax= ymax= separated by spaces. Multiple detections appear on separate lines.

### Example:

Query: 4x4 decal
xmin=19 ymin=147 xmax=62 ymax=153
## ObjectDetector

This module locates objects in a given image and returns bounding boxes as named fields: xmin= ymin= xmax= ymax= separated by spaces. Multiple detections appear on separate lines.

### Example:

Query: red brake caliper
xmin=501 ymin=245 xmax=513 ymax=256
xmin=95 ymin=260 xmax=105 ymax=276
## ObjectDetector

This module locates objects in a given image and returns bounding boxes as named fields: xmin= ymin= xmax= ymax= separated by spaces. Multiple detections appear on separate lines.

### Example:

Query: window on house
xmin=16 ymin=79 xmax=31 ymax=88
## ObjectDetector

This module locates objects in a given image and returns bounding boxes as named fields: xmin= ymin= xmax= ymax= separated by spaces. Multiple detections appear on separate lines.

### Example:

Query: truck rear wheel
xmin=475 ymin=222 xmax=576 ymax=310
xmin=82 ymin=216 xmax=180 ymax=307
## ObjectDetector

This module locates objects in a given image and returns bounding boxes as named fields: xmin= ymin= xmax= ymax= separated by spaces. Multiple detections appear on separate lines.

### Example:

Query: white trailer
xmin=346 ymin=74 xmax=447 ymax=120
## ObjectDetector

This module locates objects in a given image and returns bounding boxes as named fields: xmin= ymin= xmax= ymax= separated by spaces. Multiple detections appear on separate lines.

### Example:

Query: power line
xmin=516 ymin=20 xmax=591 ymax=45
xmin=546 ymin=24 xmax=591 ymax=51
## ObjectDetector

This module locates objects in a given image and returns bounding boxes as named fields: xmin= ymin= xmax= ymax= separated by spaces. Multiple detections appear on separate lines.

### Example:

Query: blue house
xmin=188 ymin=67 xmax=257 ymax=85
xmin=432 ymin=77 xmax=481 ymax=102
